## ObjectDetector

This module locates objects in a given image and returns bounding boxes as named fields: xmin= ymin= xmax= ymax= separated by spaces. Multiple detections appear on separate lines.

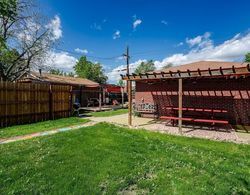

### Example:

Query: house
xmin=122 ymin=61 xmax=250 ymax=125
xmin=102 ymin=84 xmax=127 ymax=104
xmin=19 ymin=71 xmax=101 ymax=107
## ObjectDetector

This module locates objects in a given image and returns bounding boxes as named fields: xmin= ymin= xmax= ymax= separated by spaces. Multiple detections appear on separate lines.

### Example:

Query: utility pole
xmin=123 ymin=46 xmax=132 ymax=126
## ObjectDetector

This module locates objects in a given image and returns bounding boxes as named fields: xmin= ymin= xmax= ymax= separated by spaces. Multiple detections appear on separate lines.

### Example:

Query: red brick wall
xmin=135 ymin=77 xmax=250 ymax=125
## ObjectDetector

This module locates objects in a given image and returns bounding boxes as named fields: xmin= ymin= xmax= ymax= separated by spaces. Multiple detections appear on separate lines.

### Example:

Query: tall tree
xmin=49 ymin=68 xmax=64 ymax=76
xmin=50 ymin=68 xmax=75 ymax=77
xmin=134 ymin=60 xmax=156 ymax=74
xmin=245 ymin=53 xmax=250 ymax=62
xmin=74 ymin=56 xmax=107 ymax=84
xmin=0 ymin=0 xmax=58 ymax=81
xmin=162 ymin=63 xmax=173 ymax=69
xmin=117 ymin=79 xmax=125 ymax=87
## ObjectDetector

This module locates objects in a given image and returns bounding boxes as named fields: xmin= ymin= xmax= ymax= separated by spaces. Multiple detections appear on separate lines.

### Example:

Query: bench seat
xmin=160 ymin=116 xmax=228 ymax=124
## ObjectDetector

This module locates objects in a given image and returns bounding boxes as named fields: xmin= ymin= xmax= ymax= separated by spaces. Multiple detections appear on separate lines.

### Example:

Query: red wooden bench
xmin=164 ymin=107 xmax=228 ymax=113
xmin=160 ymin=116 xmax=193 ymax=121
xmin=193 ymin=118 xmax=228 ymax=124
xmin=160 ymin=116 xmax=228 ymax=125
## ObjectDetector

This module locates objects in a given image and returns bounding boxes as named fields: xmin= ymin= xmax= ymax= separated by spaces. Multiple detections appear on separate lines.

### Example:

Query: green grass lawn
xmin=0 ymin=123 xmax=249 ymax=194
xmin=0 ymin=117 xmax=89 ymax=139
xmin=88 ymin=108 xmax=128 ymax=117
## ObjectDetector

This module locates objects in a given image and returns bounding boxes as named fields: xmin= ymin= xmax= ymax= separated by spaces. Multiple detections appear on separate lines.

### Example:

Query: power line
xmin=132 ymin=49 xmax=167 ymax=56
xmin=54 ymin=47 xmax=169 ymax=63
xmin=54 ymin=48 xmax=123 ymax=61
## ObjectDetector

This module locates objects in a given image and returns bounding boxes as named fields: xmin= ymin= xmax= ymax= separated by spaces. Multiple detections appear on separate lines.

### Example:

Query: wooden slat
xmin=0 ymin=81 xmax=72 ymax=128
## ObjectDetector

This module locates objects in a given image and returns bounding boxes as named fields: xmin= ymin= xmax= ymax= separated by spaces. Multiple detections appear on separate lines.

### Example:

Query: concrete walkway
xmin=0 ymin=121 xmax=97 ymax=144
xmin=88 ymin=113 xmax=155 ymax=127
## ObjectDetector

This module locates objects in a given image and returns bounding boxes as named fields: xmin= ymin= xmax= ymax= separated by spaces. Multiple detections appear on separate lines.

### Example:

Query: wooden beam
xmin=219 ymin=67 xmax=224 ymax=75
xmin=79 ymin=85 xmax=83 ymax=106
xmin=232 ymin=66 xmax=236 ymax=73
xmin=247 ymin=64 xmax=250 ymax=72
xmin=128 ymin=80 xmax=132 ymax=126
xmin=178 ymin=79 xmax=183 ymax=134
xmin=121 ymin=86 xmax=124 ymax=108
xmin=208 ymin=68 xmax=212 ymax=75
xmin=99 ymin=87 xmax=102 ymax=111
xmin=177 ymin=70 xmax=181 ymax=77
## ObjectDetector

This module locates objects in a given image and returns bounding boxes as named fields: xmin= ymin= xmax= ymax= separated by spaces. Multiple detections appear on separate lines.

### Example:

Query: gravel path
xmin=90 ymin=114 xmax=250 ymax=144
xmin=1 ymin=114 xmax=249 ymax=144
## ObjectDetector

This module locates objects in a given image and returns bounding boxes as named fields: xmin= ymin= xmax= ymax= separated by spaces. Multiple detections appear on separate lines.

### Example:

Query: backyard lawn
xmin=88 ymin=108 xmax=128 ymax=117
xmin=0 ymin=123 xmax=249 ymax=194
xmin=0 ymin=117 xmax=89 ymax=139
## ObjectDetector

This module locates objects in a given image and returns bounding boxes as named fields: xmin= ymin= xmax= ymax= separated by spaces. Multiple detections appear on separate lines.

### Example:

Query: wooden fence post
xmin=79 ymin=85 xmax=83 ymax=106
xmin=49 ymin=84 xmax=53 ymax=120
xmin=70 ymin=86 xmax=73 ymax=116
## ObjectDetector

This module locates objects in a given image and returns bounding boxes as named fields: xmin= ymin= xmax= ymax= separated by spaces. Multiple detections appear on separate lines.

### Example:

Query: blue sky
xmin=40 ymin=0 xmax=250 ymax=83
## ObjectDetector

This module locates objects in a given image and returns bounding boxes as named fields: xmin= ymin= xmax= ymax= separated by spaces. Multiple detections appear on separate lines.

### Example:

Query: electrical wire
xmin=54 ymin=48 xmax=123 ymax=61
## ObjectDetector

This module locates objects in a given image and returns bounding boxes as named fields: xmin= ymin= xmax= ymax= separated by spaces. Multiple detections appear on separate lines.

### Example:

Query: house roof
xmin=160 ymin=61 xmax=247 ymax=72
xmin=122 ymin=60 xmax=250 ymax=81
xmin=22 ymin=72 xmax=100 ymax=87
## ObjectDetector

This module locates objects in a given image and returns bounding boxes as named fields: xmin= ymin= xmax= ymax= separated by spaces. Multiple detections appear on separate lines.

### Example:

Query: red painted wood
xmin=163 ymin=107 xmax=228 ymax=113
xmin=193 ymin=119 xmax=228 ymax=124
xmin=160 ymin=116 xmax=193 ymax=121
xmin=160 ymin=116 xmax=229 ymax=124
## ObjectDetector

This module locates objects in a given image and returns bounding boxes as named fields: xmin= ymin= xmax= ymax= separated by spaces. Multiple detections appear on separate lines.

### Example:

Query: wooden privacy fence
xmin=0 ymin=81 xmax=72 ymax=127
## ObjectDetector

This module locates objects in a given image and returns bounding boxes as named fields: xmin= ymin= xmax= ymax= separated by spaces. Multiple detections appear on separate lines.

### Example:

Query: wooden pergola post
xmin=121 ymin=86 xmax=124 ymax=108
xmin=178 ymin=78 xmax=183 ymax=134
xmin=128 ymin=80 xmax=132 ymax=126
xmin=99 ymin=86 xmax=102 ymax=111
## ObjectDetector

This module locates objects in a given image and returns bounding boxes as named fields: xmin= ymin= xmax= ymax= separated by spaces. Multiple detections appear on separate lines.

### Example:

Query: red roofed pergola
xmin=122 ymin=61 xmax=250 ymax=132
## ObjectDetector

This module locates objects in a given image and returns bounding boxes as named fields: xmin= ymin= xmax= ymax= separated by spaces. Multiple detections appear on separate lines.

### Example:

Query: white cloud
xmin=161 ymin=20 xmax=168 ymax=25
xmin=17 ymin=20 xmax=40 ymax=42
xmin=186 ymin=32 xmax=212 ymax=48
xmin=115 ymin=56 xmax=125 ymax=62
xmin=113 ymin=30 xmax=121 ymax=40
xmin=133 ymin=19 xmax=142 ymax=30
xmin=107 ymin=59 xmax=146 ymax=83
xmin=46 ymin=15 xmax=62 ymax=40
xmin=91 ymin=23 xmax=102 ymax=31
xmin=45 ymin=51 xmax=78 ymax=72
xmin=155 ymin=32 xmax=250 ymax=69
xmin=74 ymin=48 xmax=88 ymax=54
xmin=176 ymin=42 xmax=184 ymax=47
xmin=107 ymin=31 xmax=250 ymax=83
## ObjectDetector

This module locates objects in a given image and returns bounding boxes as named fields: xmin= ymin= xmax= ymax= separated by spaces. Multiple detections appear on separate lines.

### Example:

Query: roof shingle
xmin=160 ymin=61 xmax=247 ymax=72
xmin=23 ymin=72 xmax=100 ymax=87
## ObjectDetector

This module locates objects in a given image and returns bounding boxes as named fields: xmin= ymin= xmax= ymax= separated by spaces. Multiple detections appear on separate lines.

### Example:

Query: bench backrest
xmin=135 ymin=103 xmax=157 ymax=113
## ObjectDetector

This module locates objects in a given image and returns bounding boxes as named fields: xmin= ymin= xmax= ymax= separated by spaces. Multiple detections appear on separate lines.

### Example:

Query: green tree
xmin=49 ymin=69 xmax=75 ymax=77
xmin=162 ymin=63 xmax=173 ymax=69
xmin=68 ymin=72 xmax=75 ymax=77
xmin=50 ymin=69 xmax=64 ymax=76
xmin=117 ymin=79 xmax=125 ymax=87
xmin=91 ymin=63 xmax=108 ymax=84
xmin=134 ymin=60 xmax=156 ymax=74
xmin=0 ymin=0 xmax=17 ymax=49
xmin=245 ymin=53 xmax=250 ymax=62
xmin=74 ymin=56 xmax=107 ymax=84
xmin=0 ymin=0 xmax=59 ymax=81
xmin=0 ymin=0 xmax=17 ymax=21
